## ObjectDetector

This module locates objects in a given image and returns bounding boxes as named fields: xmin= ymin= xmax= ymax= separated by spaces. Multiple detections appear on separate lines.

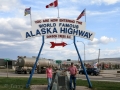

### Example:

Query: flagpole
xmin=30 ymin=7 xmax=32 ymax=26
xmin=57 ymin=6 xmax=59 ymax=18
xmin=85 ymin=8 xmax=86 ymax=23
xmin=57 ymin=0 xmax=59 ymax=18
xmin=85 ymin=8 xmax=86 ymax=29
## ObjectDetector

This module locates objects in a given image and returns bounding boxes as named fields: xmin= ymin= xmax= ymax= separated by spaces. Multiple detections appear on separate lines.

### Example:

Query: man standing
xmin=68 ymin=62 xmax=77 ymax=90
xmin=46 ymin=65 xmax=53 ymax=90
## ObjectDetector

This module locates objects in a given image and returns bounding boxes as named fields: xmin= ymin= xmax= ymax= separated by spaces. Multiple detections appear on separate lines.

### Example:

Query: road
xmin=77 ymin=74 xmax=120 ymax=82
xmin=0 ymin=69 xmax=120 ymax=82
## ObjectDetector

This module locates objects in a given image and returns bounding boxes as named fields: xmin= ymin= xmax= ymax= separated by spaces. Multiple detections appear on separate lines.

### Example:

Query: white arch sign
xmin=21 ymin=18 xmax=95 ymax=40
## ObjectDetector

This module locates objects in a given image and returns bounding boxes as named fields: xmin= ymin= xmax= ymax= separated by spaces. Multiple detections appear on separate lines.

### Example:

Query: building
xmin=60 ymin=58 xmax=120 ymax=70
xmin=0 ymin=58 xmax=16 ymax=69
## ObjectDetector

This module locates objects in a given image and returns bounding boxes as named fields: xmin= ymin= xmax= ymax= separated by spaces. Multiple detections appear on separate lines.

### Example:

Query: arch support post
xmin=26 ymin=36 xmax=44 ymax=88
xmin=73 ymin=36 xmax=92 ymax=88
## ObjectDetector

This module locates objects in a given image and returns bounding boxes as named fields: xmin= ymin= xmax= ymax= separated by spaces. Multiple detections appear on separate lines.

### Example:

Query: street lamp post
xmin=77 ymin=41 xmax=85 ymax=64
xmin=98 ymin=49 xmax=100 ymax=68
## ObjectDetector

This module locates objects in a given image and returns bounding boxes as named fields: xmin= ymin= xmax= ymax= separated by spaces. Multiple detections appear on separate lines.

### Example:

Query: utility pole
xmin=4 ymin=58 xmax=10 ymax=78
xmin=7 ymin=61 xmax=8 ymax=78
xmin=98 ymin=49 xmax=100 ymax=68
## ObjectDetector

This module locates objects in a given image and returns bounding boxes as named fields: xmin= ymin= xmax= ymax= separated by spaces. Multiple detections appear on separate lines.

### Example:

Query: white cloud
xmin=0 ymin=18 xmax=12 ymax=30
xmin=88 ymin=36 xmax=116 ymax=45
xmin=90 ymin=0 xmax=120 ymax=5
xmin=0 ymin=40 xmax=15 ymax=46
xmin=0 ymin=37 xmax=75 ymax=60
xmin=87 ymin=48 xmax=98 ymax=54
xmin=89 ymin=38 xmax=99 ymax=44
xmin=0 ymin=0 xmax=120 ymax=60
xmin=70 ymin=0 xmax=120 ymax=5
xmin=101 ymin=48 xmax=120 ymax=58
xmin=70 ymin=0 xmax=78 ymax=2
xmin=8 ymin=18 xmax=30 ymax=30
xmin=84 ymin=47 xmax=120 ymax=60
xmin=0 ymin=0 xmax=21 ymax=12
xmin=0 ymin=34 xmax=5 ymax=38
xmin=0 ymin=35 xmax=119 ymax=60
xmin=0 ymin=18 xmax=30 ymax=32
xmin=87 ymin=9 xmax=118 ymax=16
xmin=103 ymin=49 xmax=117 ymax=56
xmin=100 ymin=36 xmax=116 ymax=44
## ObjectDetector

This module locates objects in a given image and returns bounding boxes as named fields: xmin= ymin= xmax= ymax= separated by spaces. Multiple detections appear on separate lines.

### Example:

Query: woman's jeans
xmin=70 ymin=75 xmax=76 ymax=90
xmin=47 ymin=78 xmax=52 ymax=90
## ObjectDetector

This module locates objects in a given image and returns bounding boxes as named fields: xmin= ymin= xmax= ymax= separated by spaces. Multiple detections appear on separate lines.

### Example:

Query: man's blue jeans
xmin=47 ymin=78 xmax=52 ymax=90
xmin=70 ymin=75 xmax=76 ymax=90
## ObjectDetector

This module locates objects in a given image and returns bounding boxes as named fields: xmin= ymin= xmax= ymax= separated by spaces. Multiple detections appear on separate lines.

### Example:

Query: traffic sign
xmin=56 ymin=60 xmax=62 ymax=63
xmin=4 ymin=58 xmax=10 ymax=61
xmin=67 ymin=59 xmax=71 ymax=61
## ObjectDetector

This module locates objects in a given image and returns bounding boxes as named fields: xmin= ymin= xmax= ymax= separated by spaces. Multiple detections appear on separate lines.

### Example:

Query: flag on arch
xmin=46 ymin=0 xmax=58 ymax=8
xmin=77 ymin=9 xmax=86 ymax=20
xmin=24 ymin=7 xmax=31 ymax=16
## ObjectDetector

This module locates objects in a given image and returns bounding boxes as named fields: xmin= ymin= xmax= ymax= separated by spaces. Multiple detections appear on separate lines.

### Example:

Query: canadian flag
xmin=46 ymin=0 xmax=58 ymax=8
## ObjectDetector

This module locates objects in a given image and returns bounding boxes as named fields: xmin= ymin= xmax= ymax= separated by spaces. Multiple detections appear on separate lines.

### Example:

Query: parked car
xmin=79 ymin=68 xmax=100 ymax=76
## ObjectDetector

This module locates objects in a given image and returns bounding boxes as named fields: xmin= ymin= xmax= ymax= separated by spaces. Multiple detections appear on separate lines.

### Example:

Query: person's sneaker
xmin=70 ymin=88 xmax=73 ymax=90
xmin=73 ymin=88 xmax=76 ymax=90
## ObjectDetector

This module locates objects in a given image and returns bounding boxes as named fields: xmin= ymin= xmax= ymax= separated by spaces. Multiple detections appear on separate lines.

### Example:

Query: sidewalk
xmin=100 ymin=69 xmax=120 ymax=74
xmin=100 ymin=70 xmax=120 ymax=78
xmin=30 ymin=85 xmax=92 ymax=90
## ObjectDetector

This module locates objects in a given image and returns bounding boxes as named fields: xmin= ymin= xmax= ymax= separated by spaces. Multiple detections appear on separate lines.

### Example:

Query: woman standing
xmin=46 ymin=65 xmax=53 ymax=90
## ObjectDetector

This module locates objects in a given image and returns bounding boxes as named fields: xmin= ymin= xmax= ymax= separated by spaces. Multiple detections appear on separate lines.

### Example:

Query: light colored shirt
xmin=68 ymin=66 xmax=77 ymax=75
xmin=46 ymin=68 xmax=52 ymax=78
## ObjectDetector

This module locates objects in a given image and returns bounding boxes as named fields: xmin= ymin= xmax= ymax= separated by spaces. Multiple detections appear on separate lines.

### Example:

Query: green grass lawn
xmin=0 ymin=77 xmax=47 ymax=90
xmin=0 ymin=69 xmax=14 ymax=72
xmin=76 ymin=79 xmax=120 ymax=90
xmin=0 ymin=77 xmax=120 ymax=90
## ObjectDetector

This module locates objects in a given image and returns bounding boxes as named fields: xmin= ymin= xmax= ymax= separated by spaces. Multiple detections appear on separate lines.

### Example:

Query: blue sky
xmin=0 ymin=0 xmax=120 ymax=61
